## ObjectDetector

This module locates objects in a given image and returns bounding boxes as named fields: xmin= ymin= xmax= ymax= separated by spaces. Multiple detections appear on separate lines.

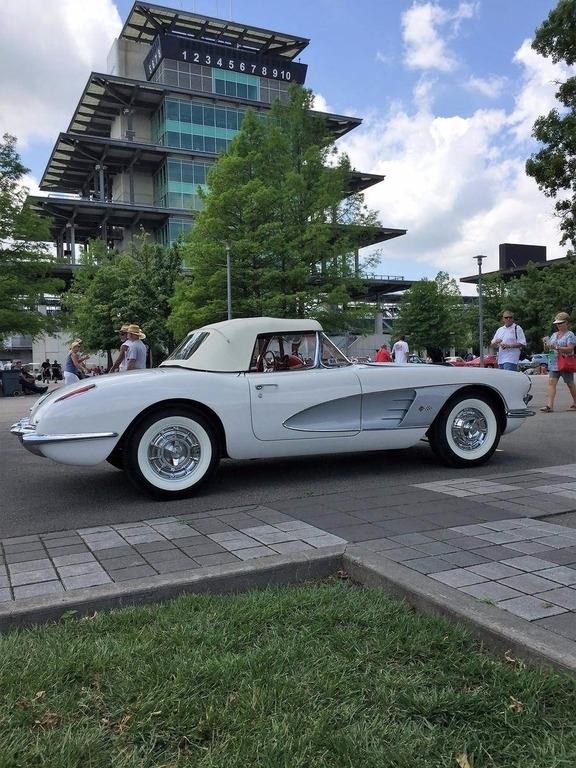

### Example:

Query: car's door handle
xmin=255 ymin=383 xmax=279 ymax=390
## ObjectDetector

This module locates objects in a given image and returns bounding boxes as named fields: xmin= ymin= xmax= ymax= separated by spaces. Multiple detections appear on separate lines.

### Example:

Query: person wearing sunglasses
xmin=540 ymin=312 xmax=576 ymax=412
xmin=109 ymin=324 xmax=132 ymax=373
xmin=490 ymin=311 xmax=526 ymax=371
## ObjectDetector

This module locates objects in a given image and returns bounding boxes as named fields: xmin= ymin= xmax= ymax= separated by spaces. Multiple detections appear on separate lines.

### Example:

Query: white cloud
xmin=401 ymin=1 xmax=478 ymax=73
xmin=0 ymin=0 xmax=121 ymax=148
xmin=508 ymin=39 xmax=572 ymax=143
xmin=339 ymin=39 xmax=565 ymax=286
xmin=466 ymin=75 xmax=507 ymax=99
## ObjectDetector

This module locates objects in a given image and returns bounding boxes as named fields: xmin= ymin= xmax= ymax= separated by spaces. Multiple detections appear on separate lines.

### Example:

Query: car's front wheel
xmin=428 ymin=393 xmax=501 ymax=468
xmin=124 ymin=407 xmax=221 ymax=500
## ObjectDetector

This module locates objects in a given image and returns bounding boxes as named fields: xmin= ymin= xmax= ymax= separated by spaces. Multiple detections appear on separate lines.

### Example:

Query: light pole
xmin=225 ymin=240 xmax=232 ymax=320
xmin=475 ymin=255 xmax=485 ymax=367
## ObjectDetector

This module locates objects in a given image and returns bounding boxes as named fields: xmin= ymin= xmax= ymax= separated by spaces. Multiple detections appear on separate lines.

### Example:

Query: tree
xmin=168 ymin=85 xmax=381 ymax=335
xmin=63 ymin=232 xmax=183 ymax=365
xmin=0 ymin=133 xmax=64 ymax=339
xmin=393 ymin=272 xmax=466 ymax=353
xmin=526 ymin=0 xmax=576 ymax=248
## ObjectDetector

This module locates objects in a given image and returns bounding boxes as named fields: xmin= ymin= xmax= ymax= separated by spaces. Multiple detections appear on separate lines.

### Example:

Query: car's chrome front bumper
xmin=11 ymin=418 xmax=118 ymax=457
xmin=506 ymin=408 xmax=535 ymax=419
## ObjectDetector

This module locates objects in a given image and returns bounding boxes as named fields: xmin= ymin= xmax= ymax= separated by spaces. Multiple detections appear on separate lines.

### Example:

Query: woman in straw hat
xmin=540 ymin=312 xmax=576 ymax=412
xmin=63 ymin=339 xmax=89 ymax=386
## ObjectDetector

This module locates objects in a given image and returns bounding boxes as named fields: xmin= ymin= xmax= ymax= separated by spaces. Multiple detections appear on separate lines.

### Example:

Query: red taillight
xmin=54 ymin=382 xmax=97 ymax=402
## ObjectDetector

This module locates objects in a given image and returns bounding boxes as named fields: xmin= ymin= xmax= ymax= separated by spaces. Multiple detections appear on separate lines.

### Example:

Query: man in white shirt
xmin=491 ymin=311 xmax=526 ymax=371
xmin=392 ymin=335 xmax=409 ymax=364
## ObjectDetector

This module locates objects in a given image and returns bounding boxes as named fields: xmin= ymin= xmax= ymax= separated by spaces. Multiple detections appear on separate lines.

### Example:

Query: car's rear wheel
xmin=428 ymin=393 xmax=501 ymax=468
xmin=124 ymin=407 xmax=221 ymax=500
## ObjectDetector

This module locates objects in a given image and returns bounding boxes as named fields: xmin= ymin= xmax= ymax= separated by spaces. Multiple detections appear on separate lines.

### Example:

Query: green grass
xmin=0 ymin=579 xmax=575 ymax=767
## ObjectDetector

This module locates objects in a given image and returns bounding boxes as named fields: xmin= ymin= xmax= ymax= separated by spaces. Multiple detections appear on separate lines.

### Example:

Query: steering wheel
xmin=260 ymin=350 xmax=278 ymax=372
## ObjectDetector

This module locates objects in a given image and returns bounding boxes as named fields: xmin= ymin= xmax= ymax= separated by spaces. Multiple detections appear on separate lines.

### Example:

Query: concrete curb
xmin=0 ymin=546 xmax=346 ymax=632
xmin=344 ymin=546 xmax=576 ymax=677
xmin=2 ymin=539 xmax=576 ymax=678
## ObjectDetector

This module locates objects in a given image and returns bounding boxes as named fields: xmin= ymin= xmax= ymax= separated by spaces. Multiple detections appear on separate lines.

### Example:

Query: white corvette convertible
xmin=11 ymin=317 xmax=533 ymax=500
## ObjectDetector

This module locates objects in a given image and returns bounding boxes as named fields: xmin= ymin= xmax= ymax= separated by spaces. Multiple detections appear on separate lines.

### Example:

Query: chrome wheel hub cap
xmin=451 ymin=407 xmax=488 ymax=452
xmin=147 ymin=426 xmax=201 ymax=479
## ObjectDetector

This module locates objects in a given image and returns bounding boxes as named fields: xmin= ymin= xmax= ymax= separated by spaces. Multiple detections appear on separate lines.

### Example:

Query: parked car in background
xmin=464 ymin=354 xmax=498 ymax=369
xmin=519 ymin=353 xmax=549 ymax=374
xmin=445 ymin=356 xmax=467 ymax=366
xmin=409 ymin=354 xmax=427 ymax=364
xmin=11 ymin=317 xmax=534 ymax=500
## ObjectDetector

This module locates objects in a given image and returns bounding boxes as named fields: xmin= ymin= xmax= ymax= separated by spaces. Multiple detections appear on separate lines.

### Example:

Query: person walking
xmin=63 ymin=340 xmax=89 ymax=386
xmin=392 ymin=335 xmax=409 ymax=364
xmin=41 ymin=359 xmax=51 ymax=383
xmin=490 ymin=310 xmax=526 ymax=371
xmin=125 ymin=324 xmax=148 ymax=370
xmin=540 ymin=312 xmax=576 ymax=413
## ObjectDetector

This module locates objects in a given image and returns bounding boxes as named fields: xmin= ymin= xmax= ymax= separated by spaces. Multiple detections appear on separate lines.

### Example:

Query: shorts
xmin=549 ymin=370 xmax=574 ymax=384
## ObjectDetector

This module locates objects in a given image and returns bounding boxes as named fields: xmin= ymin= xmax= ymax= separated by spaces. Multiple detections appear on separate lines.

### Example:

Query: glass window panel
xmin=167 ymin=160 xmax=181 ymax=182
xmin=166 ymin=100 xmax=179 ymax=120
xmin=180 ymin=133 xmax=192 ymax=149
xmin=166 ymin=132 xmax=180 ymax=148
xmin=203 ymin=105 xmax=215 ymax=126
xmin=182 ymin=163 xmax=194 ymax=184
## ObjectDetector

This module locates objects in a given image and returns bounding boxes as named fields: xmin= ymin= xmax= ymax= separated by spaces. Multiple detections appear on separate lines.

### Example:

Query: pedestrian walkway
xmin=2 ymin=462 xmax=576 ymax=664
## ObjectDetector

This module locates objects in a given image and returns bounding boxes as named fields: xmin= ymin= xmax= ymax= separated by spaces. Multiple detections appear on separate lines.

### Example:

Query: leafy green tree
xmin=394 ymin=272 xmax=466 ymax=353
xmin=168 ymin=85 xmax=381 ymax=335
xmin=526 ymin=0 xmax=576 ymax=248
xmin=0 ymin=133 xmax=64 ymax=339
xmin=63 ymin=232 xmax=183 ymax=365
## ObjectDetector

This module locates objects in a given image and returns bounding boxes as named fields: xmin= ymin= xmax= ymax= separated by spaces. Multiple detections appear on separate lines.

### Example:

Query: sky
xmin=0 ymin=0 xmax=569 ymax=292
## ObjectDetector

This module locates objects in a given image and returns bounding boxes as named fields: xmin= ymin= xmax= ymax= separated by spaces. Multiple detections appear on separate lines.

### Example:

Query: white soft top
xmin=160 ymin=316 xmax=324 ymax=372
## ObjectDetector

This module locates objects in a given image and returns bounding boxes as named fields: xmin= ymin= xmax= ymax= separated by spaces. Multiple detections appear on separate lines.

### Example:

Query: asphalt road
xmin=1 ymin=374 xmax=574 ymax=539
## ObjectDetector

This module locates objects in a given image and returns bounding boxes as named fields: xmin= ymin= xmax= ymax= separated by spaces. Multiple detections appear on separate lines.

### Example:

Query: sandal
xmin=540 ymin=406 xmax=553 ymax=412
xmin=568 ymin=405 xmax=576 ymax=411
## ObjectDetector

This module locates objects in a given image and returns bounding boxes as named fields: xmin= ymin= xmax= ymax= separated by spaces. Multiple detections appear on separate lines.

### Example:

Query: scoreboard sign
xmin=145 ymin=34 xmax=307 ymax=85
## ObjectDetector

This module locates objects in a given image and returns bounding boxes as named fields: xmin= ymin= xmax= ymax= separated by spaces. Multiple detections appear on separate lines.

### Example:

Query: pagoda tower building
xmin=30 ymin=2 xmax=406 ymax=273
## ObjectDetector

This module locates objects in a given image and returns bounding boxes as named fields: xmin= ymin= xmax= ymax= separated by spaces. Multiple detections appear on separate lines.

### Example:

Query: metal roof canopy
xmin=60 ymin=74 xmax=362 ymax=140
xmin=459 ymin=258 xmax=570 ymax=285
xmin=40 ymin=132 xmax=384 ymax=198
xmin=121 ymin=2 xmax=309 ymax=60
xmin=348 ymin=277 xmax=413 ymax=301
xmin=40 ymin=73 xmax=367 ymax=193
xmin=28 ymin=195 xmax=182 ymax=244
xmin=29 ymin=193 xmax=404 ymax=251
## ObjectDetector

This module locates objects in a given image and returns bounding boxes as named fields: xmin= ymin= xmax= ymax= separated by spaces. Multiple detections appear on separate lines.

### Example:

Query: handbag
xmin=558 ymin=353 xmax=576 ymax=373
